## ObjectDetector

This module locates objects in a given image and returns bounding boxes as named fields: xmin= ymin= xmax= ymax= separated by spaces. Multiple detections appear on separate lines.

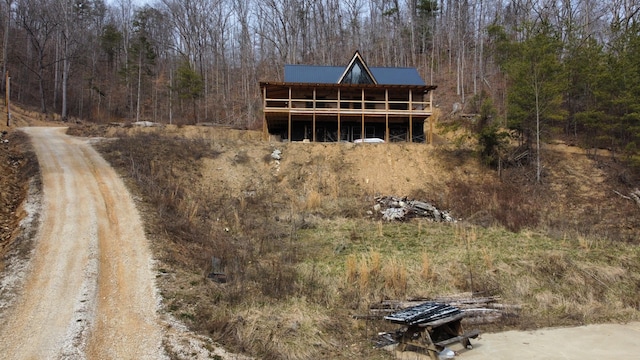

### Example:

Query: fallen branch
xmin=613 ymin=190 xmax=632 ymax=200
xmin=631 ymin=189 xmax=640 ymax=208
xmin=614 ymin=189 xmax=640 ymax=208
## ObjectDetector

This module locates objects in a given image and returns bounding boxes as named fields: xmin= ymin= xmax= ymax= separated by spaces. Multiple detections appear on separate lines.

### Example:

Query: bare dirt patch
xmin=458 ymin=322 xmax=640 ymax=359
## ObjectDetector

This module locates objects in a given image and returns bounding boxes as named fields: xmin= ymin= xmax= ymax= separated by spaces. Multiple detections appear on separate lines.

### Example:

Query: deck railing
xmin=264 ymin=97 xmax=433 ymax=116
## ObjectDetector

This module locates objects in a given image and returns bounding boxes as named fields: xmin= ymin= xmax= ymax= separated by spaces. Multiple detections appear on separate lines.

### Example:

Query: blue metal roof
xmin=370 ymin=67 xmax=426 ymax=86
xmin=284 ymin=64 xmax=426 ymax=86
xmin=284 ymin=65 xmax=343 ymax=83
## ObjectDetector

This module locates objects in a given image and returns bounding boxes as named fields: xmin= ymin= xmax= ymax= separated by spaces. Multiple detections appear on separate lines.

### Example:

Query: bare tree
xmin=2 ymin=0 xmax=13 ymax=92
xmin=17 ymin=0 xmax=58 ymax=113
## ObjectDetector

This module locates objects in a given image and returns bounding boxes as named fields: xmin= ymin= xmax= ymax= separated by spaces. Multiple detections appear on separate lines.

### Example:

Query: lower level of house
xmin=260 ymin=82 xmax=436 ymax=143
xmin=265 ymin=116 xmax=433 ymax=143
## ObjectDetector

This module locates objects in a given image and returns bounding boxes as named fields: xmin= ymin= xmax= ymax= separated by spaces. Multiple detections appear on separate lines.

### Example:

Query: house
xmin=260 ymin=51 xmax=437 ymax=143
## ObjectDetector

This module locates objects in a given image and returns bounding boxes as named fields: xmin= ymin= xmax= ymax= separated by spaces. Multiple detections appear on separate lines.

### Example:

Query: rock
xmin=382 ymin=207 xmax=408 ymax=221
xmin=376 ymin=195 xmax=456 ymax=222
xmin=132 ymin=121 xmax=161 ymax=127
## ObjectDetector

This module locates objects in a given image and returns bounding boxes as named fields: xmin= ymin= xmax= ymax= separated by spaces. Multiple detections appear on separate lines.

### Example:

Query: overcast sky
xmin=106 ymin=0 xmax=152 ymax=7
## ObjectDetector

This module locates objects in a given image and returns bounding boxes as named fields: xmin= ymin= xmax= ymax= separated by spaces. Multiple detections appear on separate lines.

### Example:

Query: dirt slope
xmin=0 ymin=127 xmax=165 ymax=359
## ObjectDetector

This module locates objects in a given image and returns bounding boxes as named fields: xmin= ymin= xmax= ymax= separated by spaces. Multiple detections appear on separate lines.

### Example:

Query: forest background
xmin=4 ymin=2 xmax=640 ymax=358
xmin=2 ymin=0 xmax=640 ymax=164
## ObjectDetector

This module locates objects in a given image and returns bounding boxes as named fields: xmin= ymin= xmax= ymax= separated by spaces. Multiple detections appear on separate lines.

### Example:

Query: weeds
xmin=95 ymin=131 xmax=640 ymax=359
xmin=420 ymin=253 xmax=433 ymax=281
xmin=383 ymin=258 xmax=408 ymax=297
xmin=305 ymin=190 xmax=322 ymax=210
xmin=447 ymin=178 xmax=541 ymax=232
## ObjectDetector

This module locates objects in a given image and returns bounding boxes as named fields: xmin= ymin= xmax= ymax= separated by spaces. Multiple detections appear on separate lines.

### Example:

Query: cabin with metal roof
xmin=260 ymin=51 xmax=437 ymax=143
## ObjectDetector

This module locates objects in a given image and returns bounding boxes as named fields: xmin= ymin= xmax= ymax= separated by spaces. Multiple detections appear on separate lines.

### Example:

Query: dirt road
xmin=0 ymin=127 xmax=165 ymax=359
xmin=458 ymin=322 xmax=640 ymax=359
xmin=391 ymin=322 xmax=640 ymax=360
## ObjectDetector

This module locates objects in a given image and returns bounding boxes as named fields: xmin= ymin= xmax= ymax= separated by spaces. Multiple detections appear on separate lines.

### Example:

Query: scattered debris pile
xmin=364 ymin=293 xmax=521 ymax=326
xmin=374 ymin=195 xmax=455 ymax=222
xmin=375 ymin=301 xmax=481 ymax=359
xmin=384 ymin=301 xmax=462 ymax=326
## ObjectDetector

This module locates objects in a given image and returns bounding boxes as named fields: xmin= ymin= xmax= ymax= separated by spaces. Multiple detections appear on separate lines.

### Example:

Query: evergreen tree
xmin=502 ymin=21 xmax=567 ymax=182
xmin=124 ymin=6 xmax=158 ymax=121
xmin=175 ymin=60 xmax=203 ymax=124
xmin=564 ymin=37 xmax=605 ymax=139
xmin=476 ymin=97 xmax=509 ymax=168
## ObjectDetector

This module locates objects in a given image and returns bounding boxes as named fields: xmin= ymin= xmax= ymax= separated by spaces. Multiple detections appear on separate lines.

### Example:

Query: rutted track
xmin=0 ymin=127 xmax=165 ymax=359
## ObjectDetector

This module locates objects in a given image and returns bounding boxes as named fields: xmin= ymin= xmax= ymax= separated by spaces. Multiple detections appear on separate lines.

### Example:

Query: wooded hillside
xmin=2 ymin=0 xmax=640 ymax=162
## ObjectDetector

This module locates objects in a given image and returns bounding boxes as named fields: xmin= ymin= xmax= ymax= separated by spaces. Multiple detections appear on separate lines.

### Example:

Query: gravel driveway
xmin=0 ymin=127 xmax=165 ymax=359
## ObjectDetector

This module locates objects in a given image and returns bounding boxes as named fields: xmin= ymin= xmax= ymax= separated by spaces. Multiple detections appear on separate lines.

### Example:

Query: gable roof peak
xmin=338 ymin=50 xmax=378 ymax=85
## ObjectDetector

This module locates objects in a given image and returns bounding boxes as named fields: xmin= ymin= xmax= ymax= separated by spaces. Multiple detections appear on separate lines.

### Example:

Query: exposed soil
xmin=542 ymin=141 xmax=639 ymax=241
xmin=390 ymin=322 xmax=640 ymax=359
xmin=458 ymin=322 xmax=640 ymax=359
xmin=0 ymin=131 xmax=37 ymax=268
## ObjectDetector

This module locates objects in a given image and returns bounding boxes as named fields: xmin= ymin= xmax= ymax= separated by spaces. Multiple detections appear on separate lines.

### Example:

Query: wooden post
xmin=385 ymin=89 xmax=389 ymax=143
xmin=5 ymin=71 xmax=10 ymax=127
xmin=312 ymin=88 xmax=316 ymax=142
xmin=262 ymin=86 xmax=268 ymax=141
xmin=428 ymin=90 xmax=434 ymax=144
xmin=429 ymin=116 xmax=434 ymax=145
xmin=288 ymin=86 xmax=292 ymax=142
xmin=337 ymin=88 xmax=341 ymax=142
xmin=409 ymin=90 xmax=413 ymax=143
xmin=361 ymin=88 xmax=365 ymax=141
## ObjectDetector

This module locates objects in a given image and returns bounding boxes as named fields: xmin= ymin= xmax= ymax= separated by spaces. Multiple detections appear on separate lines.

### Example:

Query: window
xmin=341 ymin=59 xmax=374 ymax=85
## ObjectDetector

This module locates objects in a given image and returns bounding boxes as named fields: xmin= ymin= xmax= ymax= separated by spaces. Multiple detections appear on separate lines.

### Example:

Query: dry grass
xmin=91 ymin=129 xmax=640 ymax=359
xmin=383 ymin=258 xmax=408 ymax=297
xmin=420 ymin=253 xmax=433 ymax=281
xmin=305 ymin=190 xmax=323 ymax=210
xmin=345 ymin=254 xmax=357 ymax=284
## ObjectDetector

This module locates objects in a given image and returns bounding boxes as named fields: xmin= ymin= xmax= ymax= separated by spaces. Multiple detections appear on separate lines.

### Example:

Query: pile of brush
xmin=373 ymin=195 xmax=455 ymax=222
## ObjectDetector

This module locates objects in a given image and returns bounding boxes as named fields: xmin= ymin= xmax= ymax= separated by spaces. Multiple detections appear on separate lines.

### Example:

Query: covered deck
xmin=261 ymin=82 xmax=437 ymax=143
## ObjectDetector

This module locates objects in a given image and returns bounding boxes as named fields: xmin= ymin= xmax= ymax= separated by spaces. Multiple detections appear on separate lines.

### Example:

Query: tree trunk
xmin=192 ymin=98 xmax=196 ymax=124
xmin=535 ymin=75 xmax=541 ymax=183
xmin=2 ymin=0 xmax=12 ymax=92
xmin=60 ymin=2 xmax=71 ymax=122
xmin=62 ymin=49 xmax=69 ymax=120
xmin=53 ymin=31 xmax=60 ymax=110
xmin=169 ymin=66 xmax=173 ymax=125
xmin=136 ymin=47 xmax=142 ymax=122
xmin=38 ymin=61 xmax=46 ymax=113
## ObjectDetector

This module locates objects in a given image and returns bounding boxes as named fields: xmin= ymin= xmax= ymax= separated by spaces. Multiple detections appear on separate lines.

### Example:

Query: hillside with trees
xmin=2 ymin=0 xmax=640 ymax=168
xmin=2 ymin=2 xmax=640 ymax=358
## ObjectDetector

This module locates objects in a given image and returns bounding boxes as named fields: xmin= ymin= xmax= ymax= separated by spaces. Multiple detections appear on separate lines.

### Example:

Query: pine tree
xmin=175 ymin=61 xmax=203 ymax=124
xmin=502 ymin=21 xmax=567 ymax=182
